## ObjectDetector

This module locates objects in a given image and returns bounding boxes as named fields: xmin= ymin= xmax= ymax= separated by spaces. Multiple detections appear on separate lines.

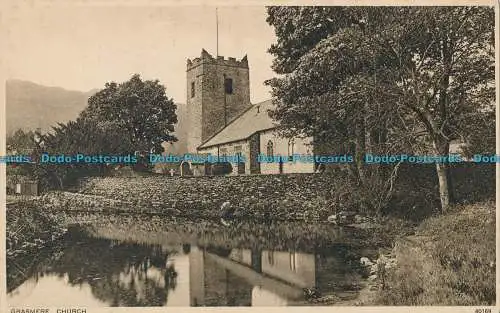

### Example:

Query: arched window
xmin=266 ymin=140 xmax=274 ymax=157
xmin=288 ymin=138 xmax=295 ymax=156
xmin=287 ymin=138 xmax=296 ymax=161
xmin=289 ymin=251 xmax=297 ymax=272
xmin=268 ymin=251 xmax=275 ymax=266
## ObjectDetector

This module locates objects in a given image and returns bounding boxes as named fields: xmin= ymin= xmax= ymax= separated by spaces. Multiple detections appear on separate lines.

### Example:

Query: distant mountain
xmin=163 ymin=102 xmax=188 ymax=155
xmin=6 ymin=79 xmax=188 ymax=154
xmin=6 ymin=79 xmax=97 ymax=135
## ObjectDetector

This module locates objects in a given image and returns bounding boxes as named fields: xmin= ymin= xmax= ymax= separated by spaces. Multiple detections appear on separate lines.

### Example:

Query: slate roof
xmin=198 ymin=99 xmax=277 ymax=149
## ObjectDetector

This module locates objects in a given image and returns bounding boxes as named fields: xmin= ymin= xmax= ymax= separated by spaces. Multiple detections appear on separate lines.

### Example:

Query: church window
xmin=266 ymin=141 xmax=273 ymax=157
xmin=191 ymin=82 xmax=195 ymax=98
xmin=220 ymin=147 xmax=227 ymax=157
xmin=288 ymin=138 xmax=296 ymax=160
xmin=224 ymin=78 xmax=233 ymax=94
xmin=289 ymin=252 xmax=297 ymax=272
xmin=268 ymin=251 xmax=275 ymax=266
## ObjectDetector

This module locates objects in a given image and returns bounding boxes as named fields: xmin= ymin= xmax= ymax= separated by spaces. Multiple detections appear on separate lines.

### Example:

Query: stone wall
xmin=259 ymin=129 xmax=315 ymax=174
xmin=74 ymin=174 xmax=335 ymax=221
xmin=37 ymin=163 xmax=494 ymax=222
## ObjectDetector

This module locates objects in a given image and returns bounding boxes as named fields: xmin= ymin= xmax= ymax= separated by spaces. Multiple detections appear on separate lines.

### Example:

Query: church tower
xmin=186 ymin=49 xmax=251 ymax=152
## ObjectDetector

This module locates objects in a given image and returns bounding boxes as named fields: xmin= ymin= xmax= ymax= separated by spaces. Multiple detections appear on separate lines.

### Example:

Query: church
xmin=182 ymin=49 xmax=315 ymax=176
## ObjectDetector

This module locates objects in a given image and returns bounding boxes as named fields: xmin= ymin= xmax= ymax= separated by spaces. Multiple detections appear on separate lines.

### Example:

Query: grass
xmin=6 ymin=203 xmax=70 ymax=292
xmin=6 ymin=203 xmax=67 ymax=257
xmin=375 ymin=201 xmax=495 ymax=306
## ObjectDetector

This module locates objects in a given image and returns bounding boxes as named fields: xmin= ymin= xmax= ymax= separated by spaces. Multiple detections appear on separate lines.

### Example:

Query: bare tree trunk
xmin=434 ymin=36 xmax=454 ymax=213
xmin=57 ymin=175 xmax=64 ymax=190
xmin=434 ymin=140 xmax=452 ymax=213
xmin=355 ymin=105 xmax=367 ymax=186
xmin=435 ymin=162 xmax=450 ymax=213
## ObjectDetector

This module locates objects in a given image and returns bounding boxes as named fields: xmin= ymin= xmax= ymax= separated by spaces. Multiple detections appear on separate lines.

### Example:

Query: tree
xmin=460 ymin=110 xmax=496 ymax=158
xmin=28 ymin=119 xmax=102 ymax=189
xmin=80 ymin=74 xmax=178 ymax=154
xmin=383 ymin=7 xmax=495 ymax=211
xmin=265 ymin=7 xmax=418 ymax=214
xmin=6 ymin=129 xmax=37 ymax=154
xmin=265 ymin=6 xmax=494 ymax=212
xmin=6 ymin=129 xmax=38 ymax=190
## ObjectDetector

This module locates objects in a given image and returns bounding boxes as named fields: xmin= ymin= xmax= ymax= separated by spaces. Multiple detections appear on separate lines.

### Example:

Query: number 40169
xmin=474 ymin=308 xmax=491 ymax=313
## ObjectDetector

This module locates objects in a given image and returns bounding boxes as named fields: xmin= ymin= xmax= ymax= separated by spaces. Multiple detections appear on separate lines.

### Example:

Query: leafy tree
xmin=461 ymin=110 xmax=496 ymax=158
xmin=6 ymin=129 xmax=37 ymax=154
xmin=265 ymin=6 xmax=494 ymax=213
xmin=6 ymin=129 xmax=39 ymax=182
xmin=7 ymin=75 xmax=177 ymax=190
xmin=22 ymin=117 xmax=134 ymax=189
xmin=80 ymin=74 xmax=178 ymax=154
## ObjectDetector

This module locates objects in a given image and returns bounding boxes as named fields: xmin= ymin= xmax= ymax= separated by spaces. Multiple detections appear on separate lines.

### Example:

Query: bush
xmin=212 ymin=162 xmax=233 ymax=176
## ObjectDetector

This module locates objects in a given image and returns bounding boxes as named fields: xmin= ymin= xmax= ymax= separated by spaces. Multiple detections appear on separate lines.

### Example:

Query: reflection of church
xmin=188 ymin=246 xmax=346 ymax=306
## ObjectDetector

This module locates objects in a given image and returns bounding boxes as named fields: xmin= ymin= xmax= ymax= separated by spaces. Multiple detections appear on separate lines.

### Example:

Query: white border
xmin=0 ymin=1 xmax=498 ymax=313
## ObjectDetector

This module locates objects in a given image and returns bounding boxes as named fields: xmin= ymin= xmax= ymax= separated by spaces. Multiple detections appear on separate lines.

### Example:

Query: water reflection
xmin=8 ymin=226 xmax=366 ymax=307
xmin=8 ymin=230 xmax=186 ymax=307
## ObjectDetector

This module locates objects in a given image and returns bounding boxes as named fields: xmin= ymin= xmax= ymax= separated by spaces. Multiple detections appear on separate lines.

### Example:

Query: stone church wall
xmin=186 ymin=51 xmax=251 ymax=152
xmin=259 ymin=130 xmax=315 ymax=174
xmin=198 ymin=139 xmax=250 ymax=175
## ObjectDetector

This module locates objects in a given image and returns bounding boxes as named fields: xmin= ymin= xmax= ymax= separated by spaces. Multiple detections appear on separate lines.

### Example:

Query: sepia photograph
xmin=1 ymin=2 xmax=497 ymax=311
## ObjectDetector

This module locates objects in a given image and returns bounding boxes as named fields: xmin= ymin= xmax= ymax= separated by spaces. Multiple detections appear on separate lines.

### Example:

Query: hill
xmin=6 ymin=79 xmax=188 ymax=154
xmin=162 ymin=102 xmax=188 ymax=155
xmin=6 ymin=79 xmax=96 ymax=135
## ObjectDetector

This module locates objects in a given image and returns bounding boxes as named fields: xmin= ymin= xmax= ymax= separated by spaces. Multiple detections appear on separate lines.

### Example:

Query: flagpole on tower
xmin=215 ymin=7 xmax=226 ymax=126
xmin=216 ymin=7 xmax=219 ymax=58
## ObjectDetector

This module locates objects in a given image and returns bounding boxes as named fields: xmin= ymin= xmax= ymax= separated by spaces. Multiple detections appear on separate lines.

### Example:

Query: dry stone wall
xmin=37 ymin=163 xmax=494 ymax=222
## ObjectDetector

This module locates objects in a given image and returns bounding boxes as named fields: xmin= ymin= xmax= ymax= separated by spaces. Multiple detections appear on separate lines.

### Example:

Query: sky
xmin=2 ymin=4 xmax=277 ymax=104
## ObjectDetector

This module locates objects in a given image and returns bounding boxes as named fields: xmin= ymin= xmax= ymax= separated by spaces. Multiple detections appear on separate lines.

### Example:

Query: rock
xmin=303 ymin=287 xmax=321 ymax=300
xmin=347 ymin=222 xmax=381 ymax=230
xmin=327 ymin=214 xmax=337 ymax=224
xmin=360 ymin=257 xmax=373 ymax=266
xmin=339 ymin=211 xmax=356 ymax=218
xmin=338 ymin=211 xmax=356 ymax=224
xmin=377 ymin=254 xmax=388 ymax=266
xmin=354 ymin=214 xmax=365 ymax=223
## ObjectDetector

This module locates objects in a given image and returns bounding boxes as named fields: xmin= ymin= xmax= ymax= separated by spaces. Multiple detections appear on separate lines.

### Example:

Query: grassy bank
xmin=6 ymin=203 xmax=69 ymax=292
xmin=375 ymin=201 xmax=496 ymax=305
xmin=6 ymin=203 xmax=67 ymax=258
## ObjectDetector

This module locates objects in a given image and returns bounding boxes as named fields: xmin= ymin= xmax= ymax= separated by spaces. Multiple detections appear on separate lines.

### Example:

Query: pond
xmin=7 ymin=213 xmax=380 ymax=307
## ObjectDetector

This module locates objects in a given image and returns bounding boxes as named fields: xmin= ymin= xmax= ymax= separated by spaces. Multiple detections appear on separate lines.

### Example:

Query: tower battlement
xmin=186 ymin=49 xmax=248 ymax=70
xmin=185 ymin=48 xmax=251 ymax=153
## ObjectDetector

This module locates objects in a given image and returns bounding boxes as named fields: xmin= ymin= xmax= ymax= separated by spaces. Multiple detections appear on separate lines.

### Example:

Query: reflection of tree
xmin=165 ymin=264 xmax=178 ymax=290
xmin=204 ymin=245 xmax=232 ymax=258
xmin=34 ymin=235 xmax=179 ymax=307
xmin=182 ymin=244 xmax=191 ymax=255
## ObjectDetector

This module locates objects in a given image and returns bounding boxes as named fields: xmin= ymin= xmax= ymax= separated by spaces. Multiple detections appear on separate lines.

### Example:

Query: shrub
xmin=376 ymin=201 xmax=495 ymax=305
xmin=212 ymin=162 xmax=233 ymax=176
